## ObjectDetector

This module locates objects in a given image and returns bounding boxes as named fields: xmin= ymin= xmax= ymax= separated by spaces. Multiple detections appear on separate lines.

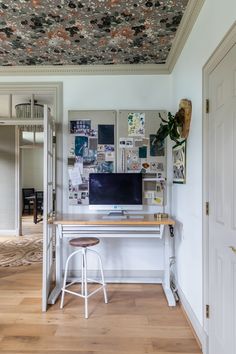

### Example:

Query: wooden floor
xmin=21 ymin=215 xmax=43 ymax=236
xmin=0 ymin=263 xmax=202 ymax=354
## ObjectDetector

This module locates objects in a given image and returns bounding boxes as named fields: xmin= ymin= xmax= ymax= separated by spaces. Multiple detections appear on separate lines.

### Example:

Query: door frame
xmin=202 ymin=21 xmax=236 ymax=354
xmin=0 ymin=82 xmax=63 ymax=235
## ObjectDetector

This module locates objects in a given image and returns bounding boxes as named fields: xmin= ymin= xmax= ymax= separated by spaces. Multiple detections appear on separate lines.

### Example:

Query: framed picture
xmin=172 ymin=141 xmax=186 ymax=184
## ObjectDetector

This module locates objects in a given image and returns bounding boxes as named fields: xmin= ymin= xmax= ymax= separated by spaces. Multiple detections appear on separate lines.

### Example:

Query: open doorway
xmin=20 ymin=127 xmax=44 ymax=238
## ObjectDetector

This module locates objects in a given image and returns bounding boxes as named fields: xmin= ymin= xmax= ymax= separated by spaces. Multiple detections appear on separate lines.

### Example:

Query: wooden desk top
xmin=54 ymin=214 xmax=175 ymax=226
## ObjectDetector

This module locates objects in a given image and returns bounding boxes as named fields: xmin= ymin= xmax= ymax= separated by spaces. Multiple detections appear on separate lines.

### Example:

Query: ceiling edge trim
xmin=166 ymin=0 xmax=205 ymax=72
xmin=0 ymin=63 xmax=169 ymax=76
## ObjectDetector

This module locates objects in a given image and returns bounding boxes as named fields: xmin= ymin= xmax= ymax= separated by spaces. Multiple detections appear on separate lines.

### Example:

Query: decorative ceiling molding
xmin=0 ymin=0 xmax=204 ymax=76
xmin=166 ymin=0 xmax=205 ymax=72
xmin=0 ymin=63 xmax=169 ymax=76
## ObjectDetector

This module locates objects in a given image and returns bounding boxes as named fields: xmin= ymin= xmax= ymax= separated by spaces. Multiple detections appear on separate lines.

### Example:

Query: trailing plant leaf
xmin=158 ymin=113 xmax=168 ymax=124
xmin=153 ymin=111 xmax=184 ymax=146
xmin=152 ymin=123 xmax=169 ymax=145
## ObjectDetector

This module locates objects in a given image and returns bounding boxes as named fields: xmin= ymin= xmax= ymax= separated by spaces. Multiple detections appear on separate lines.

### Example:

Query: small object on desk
xmin=154 ymin=212 xmax=169 ymax=220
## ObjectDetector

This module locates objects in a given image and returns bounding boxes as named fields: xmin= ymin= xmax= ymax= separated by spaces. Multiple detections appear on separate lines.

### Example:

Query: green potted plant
xmin=152 ymin=109 xmax=185 ymax=147
xmin=153 ymin=99 xmax=192 ymax=147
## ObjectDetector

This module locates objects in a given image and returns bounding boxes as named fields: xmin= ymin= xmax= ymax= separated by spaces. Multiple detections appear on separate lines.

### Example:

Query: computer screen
xmin=89 ymin=173 xmax=143 ymax=211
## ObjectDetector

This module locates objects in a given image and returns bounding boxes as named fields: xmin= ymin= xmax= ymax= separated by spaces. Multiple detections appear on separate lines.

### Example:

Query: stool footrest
xmin=65 ymin=281 xmax=77 ymax=288
xmin=66 ymin=278 xmax=103 ymax=285
xmin=63 ymin=284 xmax=106 ymax=299
xmin=87 ymin=277 xmax=104 ymax=284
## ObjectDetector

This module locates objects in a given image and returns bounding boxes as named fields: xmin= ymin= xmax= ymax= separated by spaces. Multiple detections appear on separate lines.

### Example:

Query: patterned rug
xmin=0 ymin=235 xmax=43 ymax=267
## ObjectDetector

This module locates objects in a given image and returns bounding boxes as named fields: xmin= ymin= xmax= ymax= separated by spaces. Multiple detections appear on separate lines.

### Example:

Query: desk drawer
xmin=60 ymin=225 xmax=162 ymax=238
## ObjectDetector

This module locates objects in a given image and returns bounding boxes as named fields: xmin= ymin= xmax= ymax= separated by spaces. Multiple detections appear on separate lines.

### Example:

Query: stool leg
xmin=89 ymin=249 xmax=108 ymax=304
xmin=60 ymin=249 xmax=82 ymax=309
xmin=83 ymin=248 xmax=89 ymax=319
xmin=98 ymin=253 xmax=108 ymax=304
xmin=60 ymin=252 xmax=71 ymax=309
xmin=81 ymin=252 xmax=84 ymax=296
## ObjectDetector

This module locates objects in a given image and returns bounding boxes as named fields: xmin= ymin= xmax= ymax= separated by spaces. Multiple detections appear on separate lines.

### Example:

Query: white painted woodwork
xmin=208 ymin=43 xmax=236 ymax=354
xmin=0 ymin=127 xmax=16 ymax=230
xmin=42 ymin=105 xmax=55 ymax=312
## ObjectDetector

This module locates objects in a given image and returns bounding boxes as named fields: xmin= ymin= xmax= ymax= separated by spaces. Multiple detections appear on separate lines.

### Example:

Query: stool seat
xmin=69 ymin=237 xmax=100 ymax=248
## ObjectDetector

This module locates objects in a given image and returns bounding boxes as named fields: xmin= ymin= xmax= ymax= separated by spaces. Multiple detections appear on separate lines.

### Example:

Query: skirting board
xmin=177 ymin=285 xmax=208 ymax=354
xmin=68 ymin=269 xmax=163 ymax=284
xmin=0 ymin=229 xmax=17 ymax=236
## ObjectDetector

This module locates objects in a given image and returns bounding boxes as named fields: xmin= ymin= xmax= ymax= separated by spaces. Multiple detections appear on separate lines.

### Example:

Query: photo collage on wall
xmin=68 ymin=119 xmax=115 ymax=205
xmin=119 ymin=112 xmax=166 ymax=206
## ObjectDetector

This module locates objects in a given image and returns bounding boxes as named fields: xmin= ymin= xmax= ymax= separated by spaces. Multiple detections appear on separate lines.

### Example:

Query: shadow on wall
xmin=172 ymin=219 xmax=184 ymax=280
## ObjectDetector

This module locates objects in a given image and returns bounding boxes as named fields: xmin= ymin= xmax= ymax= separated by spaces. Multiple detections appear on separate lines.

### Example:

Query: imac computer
xmin=89 ymin=173 xmax=143 ymax=218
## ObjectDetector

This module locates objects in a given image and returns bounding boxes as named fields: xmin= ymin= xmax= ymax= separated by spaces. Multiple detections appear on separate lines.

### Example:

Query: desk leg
xmin=162 ymin=225 xmax=176 ymax=306
xmin=48 ymin=224 xmax=63 ymax=304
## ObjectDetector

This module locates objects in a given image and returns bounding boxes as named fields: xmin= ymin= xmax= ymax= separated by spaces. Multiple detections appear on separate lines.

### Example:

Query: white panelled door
xmin=208 ymin=43 xmax=236 ymax=354
xmin=42 ymin=105 xmax=55 ymax=312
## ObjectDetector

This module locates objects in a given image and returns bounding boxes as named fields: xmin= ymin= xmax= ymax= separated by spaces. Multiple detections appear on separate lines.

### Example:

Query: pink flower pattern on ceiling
xmin=0 ymin=0 xmax=189 ymax=66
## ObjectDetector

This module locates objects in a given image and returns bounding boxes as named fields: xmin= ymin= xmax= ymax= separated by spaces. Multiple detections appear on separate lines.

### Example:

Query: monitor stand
xmin=102 ymin=211 xmax=127 ymax=220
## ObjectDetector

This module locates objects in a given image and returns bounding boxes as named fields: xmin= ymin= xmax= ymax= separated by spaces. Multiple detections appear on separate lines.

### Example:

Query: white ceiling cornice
xmin=166 ymin=0 xmax=205 ymax=72
xmin=0 ymin=63 xmax=169 ymax=76
xmin=0 ymin=0 xmax=204 ymax=77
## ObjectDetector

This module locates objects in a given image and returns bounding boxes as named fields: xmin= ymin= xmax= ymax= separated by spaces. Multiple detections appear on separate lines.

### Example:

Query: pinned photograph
xmin=150 ymin=134 xmax=165 ymax=156
xmin=134 ymin=139 xmax=143 ymax=148
xmin=79 ymin=182 xmax=88 ymax=191
xmin=98 ymin=125 xmax=114 ymax=145
xmin=68 ymin=157 xmax=76 ymax=166
xmin=70 ymin=120 xmax=91 ymax=133
xmin=68 ymin=192 xmax=79 ymax=205
xmin=97 ymin=152 xmax=106 ymax=162
xmin=81 ymin=191 xmax=89 ymax=204
xmin=83 ymin=149 xmax=96 ymax=166
xmin=68 ymin=135 xmax=75 ymax=157
xmin=126 ymin=149 xmax=141 ymax=171
xmin=75 ymin=136 xmax=88 ymax=157
xmin=144 ymin=191 xmax=155 ymax=199
xmin=97 ymin=144 xmax=105 ymax=152
xmin=119 ymin=137 xmax=134 ymax=148
xmin=128 ymin=112 xmax=145 ymax=137
xmin=142 ymin=138 xmax=149 ymax=146
xmin=153 ymin=197 xmax=163 ymax=205
xmin=104 ymin=145 xmax=115 ymax=152
xmin=157 ymin=162 xmax=164 ymax=171
xmin=119 ymin=138 xmax=126 ymax=148
xmin=97 ymin=161 xmax=114 ymax=173
xmin=105 ymin=151 xmax=115 ymax=161
xmin=139 ymin=146 xmax=147 ymax=159
xmin=173 ymin=141 xmax=186 ymax=183
xmin=89 ymin=138 xmax=97 ymax=150
xmin=150 ymin=162 xmax=157 ymax=172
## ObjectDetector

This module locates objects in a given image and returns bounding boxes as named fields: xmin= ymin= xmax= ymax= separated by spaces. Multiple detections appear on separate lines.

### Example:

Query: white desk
xmin=49 ymin=214 xmax=176 ymax=306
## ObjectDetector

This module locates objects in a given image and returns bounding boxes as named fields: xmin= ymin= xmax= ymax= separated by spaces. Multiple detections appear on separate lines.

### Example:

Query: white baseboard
xmin=0 ymin=229 xmax=17 ymax=236
xmin=68 ymin=269 xmax=163 ymax=283
xmin=177 ymin=285 xmax=208 ymax=354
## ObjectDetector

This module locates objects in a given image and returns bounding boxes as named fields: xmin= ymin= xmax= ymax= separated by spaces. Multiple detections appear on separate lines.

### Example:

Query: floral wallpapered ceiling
xmin=0 ymin=0 xmax=189 ymax=66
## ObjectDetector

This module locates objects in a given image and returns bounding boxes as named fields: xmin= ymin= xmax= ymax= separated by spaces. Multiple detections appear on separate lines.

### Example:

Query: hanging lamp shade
xmin=15 ymin=100 xmax=44 ymax=118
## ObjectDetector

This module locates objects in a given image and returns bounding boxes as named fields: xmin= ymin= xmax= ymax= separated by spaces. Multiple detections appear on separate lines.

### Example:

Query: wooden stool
xmin=60 ymin=237 xmax=108 ymax=318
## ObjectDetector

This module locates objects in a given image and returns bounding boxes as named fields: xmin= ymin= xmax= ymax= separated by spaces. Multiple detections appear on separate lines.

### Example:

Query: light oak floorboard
xmin=0 ymin=264 xmax=202 ymax=353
